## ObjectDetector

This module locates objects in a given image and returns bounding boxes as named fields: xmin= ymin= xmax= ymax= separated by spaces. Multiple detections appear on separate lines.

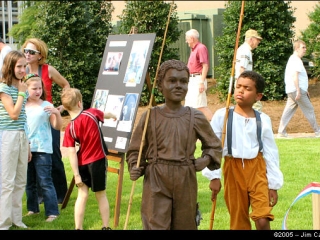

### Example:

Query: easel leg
xmin=61 ymin=176 xmax=75 ymax=209
xmin=113 ymin=156 xmax=125 ymax=228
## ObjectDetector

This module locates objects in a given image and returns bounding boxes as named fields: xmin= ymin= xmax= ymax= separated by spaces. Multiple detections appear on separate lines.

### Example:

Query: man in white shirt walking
xmin=235 ymin=29 xmax=262 ymax=111
xmin=277 ymin=40 xmax=320 ymax=138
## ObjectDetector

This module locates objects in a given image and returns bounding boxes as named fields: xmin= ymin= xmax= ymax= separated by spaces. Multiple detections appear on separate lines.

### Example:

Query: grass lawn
xmin=18 ymin=138 xmax=320 ymax=230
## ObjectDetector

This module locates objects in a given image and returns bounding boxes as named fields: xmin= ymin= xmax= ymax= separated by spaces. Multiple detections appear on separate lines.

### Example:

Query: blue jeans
xmin=26 ymin=152 xmax=59 ymax=217
xmin=38 ymin=127 xmax=68 ymax=204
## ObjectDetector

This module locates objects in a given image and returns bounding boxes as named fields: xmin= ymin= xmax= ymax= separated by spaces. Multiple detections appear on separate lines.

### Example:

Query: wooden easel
xmin=105 ymin=150 xmax=125 ymax=228
xmin=61 ymin=149 xmax=125 ymax=228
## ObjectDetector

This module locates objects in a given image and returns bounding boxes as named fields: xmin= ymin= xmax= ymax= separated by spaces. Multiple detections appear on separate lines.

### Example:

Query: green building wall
xmin=173 ymin=8 xmax=225 ymax=78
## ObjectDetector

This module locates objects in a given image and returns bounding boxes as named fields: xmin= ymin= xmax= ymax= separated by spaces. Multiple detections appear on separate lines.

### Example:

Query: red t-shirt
xmin=63 ymin=108 xmax=107 ymax=166
xmin=187 ymin=42 xmax=209 ymax=74
xmin=41 ymin=64 xmax=53 ymax=103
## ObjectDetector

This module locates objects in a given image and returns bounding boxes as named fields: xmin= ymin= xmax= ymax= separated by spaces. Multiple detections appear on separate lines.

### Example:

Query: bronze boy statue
xmin=126 ymin=59 xmax=222 ymax=230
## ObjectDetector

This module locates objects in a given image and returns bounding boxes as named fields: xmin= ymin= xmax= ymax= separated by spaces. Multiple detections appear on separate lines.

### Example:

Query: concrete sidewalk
xmin=274 ymin=133 xmax=318 ymax=139
xmin=60 ymin=132 xmax=319 ymax=158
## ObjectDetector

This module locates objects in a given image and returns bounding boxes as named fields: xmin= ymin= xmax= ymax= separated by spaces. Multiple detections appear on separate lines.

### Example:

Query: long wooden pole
xmin=123 ymin=1 xmax=174 ymax=230
xmin=209 ymin=0 xmax=245 ymax=230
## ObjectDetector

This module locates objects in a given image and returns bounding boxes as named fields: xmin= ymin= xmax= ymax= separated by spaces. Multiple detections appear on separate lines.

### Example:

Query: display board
xmin=91 ymin=33 xmax=156 ymax=153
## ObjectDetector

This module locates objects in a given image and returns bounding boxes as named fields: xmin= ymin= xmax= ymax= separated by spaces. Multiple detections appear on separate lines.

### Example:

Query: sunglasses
xmin=24 ymin=48 xmax=40 ymax=55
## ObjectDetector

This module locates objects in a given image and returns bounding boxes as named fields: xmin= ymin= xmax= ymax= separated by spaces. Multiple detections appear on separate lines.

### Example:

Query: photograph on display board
xmin=102 ymin=52 xmax=123 ymax=75
xmin=92 ymin=89 xmax=109 ymax=111
xmin=123 ymin=40 xmax=150 ymax=86
xmin=117 ymin=93 xmax=139 ymax=132
xmin=103 ymin=94 xmax=125 ymax=128
xmin=115 ymin=136 xmax=127 ymax=150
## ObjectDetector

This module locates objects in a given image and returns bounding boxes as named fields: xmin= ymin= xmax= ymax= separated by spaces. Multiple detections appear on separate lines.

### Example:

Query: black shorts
xmin=78 ymin=157 xmax=107 ymax=192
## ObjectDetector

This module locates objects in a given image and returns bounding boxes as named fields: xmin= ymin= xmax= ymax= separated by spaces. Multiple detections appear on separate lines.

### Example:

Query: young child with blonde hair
xmin=25 ymin=73 xmax=61 ymax=222
xmin=61 ymin=88 xmax=116 ymax=230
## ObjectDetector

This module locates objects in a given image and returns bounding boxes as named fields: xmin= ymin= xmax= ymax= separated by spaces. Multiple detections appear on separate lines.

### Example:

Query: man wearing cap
xmin=235 ymin=29 xmax=263 ymax=111
xmin=0 ymin=38 xmax=12 ymax=77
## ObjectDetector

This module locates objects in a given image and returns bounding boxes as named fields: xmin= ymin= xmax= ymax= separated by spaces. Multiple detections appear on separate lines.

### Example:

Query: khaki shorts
xmin=184 ymin=75 xmax=208 ymax=108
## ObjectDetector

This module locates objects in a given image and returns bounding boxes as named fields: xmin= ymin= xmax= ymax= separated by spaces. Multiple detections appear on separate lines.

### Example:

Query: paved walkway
xmin=274 ymin=133 xmax=318 ymax=139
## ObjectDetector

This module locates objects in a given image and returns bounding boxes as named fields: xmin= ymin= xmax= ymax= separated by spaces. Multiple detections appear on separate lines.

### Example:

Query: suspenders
xmin=227 ymin=108 xmax=263 ymax=156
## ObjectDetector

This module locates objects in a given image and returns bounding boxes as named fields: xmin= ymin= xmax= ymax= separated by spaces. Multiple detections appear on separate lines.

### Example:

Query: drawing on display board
xmin=103 ymin=52 xmax=124 ymax=75
xmin=115 ymin=136 xmax=127 ymax=150
xmin=103 ymin=94 xmax=125 ymax=128
xmin=92 ymin=89 xmax=109 ymax=111
xmin=117 ymin=93 xmax=139 ymax=133
xmin=123 ymin=40 xmax=150 ymax=86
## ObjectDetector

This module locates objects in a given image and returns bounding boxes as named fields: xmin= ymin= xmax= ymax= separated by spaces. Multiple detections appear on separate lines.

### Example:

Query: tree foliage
xmin=9 ymin=1 xmax=114 ymax=110
xmin=116 ymin=1 xmax=181 ymax=105
xmin=214 ymin=1 xmax=296 ymax=102
xmin=8 ymin=1 xmax=38 ymax=45
xmin=301 ymin=2 xmax=320 ymax=79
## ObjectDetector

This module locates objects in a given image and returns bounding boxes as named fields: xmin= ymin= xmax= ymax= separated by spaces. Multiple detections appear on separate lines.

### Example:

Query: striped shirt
xmin=0 ymin=82 xmax=28 ymax=130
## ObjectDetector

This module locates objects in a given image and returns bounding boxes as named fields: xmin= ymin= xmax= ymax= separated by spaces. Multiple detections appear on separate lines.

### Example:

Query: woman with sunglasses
xmin=21 ymin=38 xmax=70 ymax=204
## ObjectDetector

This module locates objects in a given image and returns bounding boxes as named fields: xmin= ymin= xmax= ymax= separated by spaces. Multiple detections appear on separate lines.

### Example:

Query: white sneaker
xmin=46 ymin=215 xmax=58 ymax=222
xmin=25 ymin=211 xmax=39 ymax=216
xmin=13 ymin=222 xmax=28 ymax=229
xmin=315 ymin=131 xmax=320 ymax=138
xmin=276 ymin=133 xmax=293 ymax=139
